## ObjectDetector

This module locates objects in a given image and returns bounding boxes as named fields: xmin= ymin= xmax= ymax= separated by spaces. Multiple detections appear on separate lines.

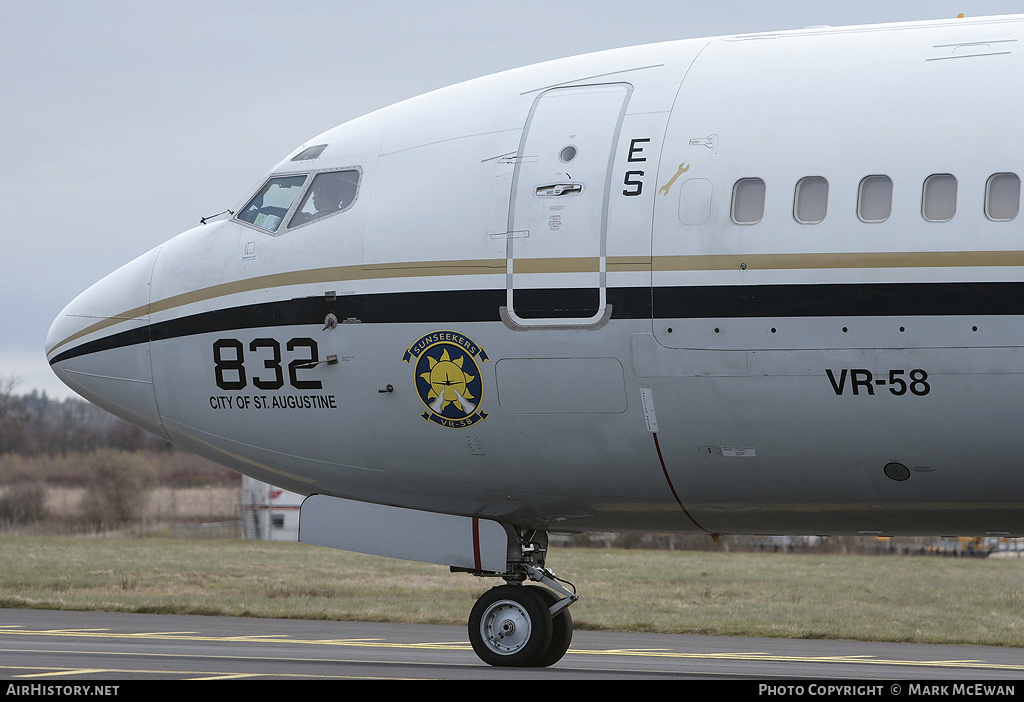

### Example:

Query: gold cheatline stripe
xmin=47 ymin=250 xmax=1024 ymax=357
xmin=513 ymin=257 xmax=600 ymax=274
xmin=47 ymin=260 xmax=505 ymax=357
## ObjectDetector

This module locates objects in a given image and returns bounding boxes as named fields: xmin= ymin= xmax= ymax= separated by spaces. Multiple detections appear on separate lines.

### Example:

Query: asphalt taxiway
xmin=1 ymin=608 xmax=1022 ymax=681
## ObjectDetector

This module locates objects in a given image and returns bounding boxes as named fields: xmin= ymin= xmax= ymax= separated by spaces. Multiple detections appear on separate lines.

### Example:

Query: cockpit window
xmin=291 ymin=144 xmax=328 ymax=161
xmin=288 ymin=169 xmax=360 ymax=228
xmin=237 ymin=175 xmax=307 ymax=232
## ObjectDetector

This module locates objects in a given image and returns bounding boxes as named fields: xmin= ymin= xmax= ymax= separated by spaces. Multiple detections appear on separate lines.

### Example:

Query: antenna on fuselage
xmin=200 ymin=209 xmax=235 ymax=225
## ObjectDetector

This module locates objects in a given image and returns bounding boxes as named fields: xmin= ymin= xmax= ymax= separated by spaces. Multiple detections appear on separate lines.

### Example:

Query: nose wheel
xmin=464 ymin=528 xmax=577 ymax=667
xmin=468 ymin=583 xmax=574 ymax=667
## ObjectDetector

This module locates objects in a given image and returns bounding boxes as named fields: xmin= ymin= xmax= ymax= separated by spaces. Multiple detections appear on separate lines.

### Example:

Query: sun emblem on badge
xmin=421 ymin=348 xmax=477 ymax=415
xmin=403 ymin=331 xmax=488 ymax=428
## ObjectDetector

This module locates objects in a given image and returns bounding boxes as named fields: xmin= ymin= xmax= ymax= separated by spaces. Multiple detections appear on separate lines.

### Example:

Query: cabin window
xmin=237 ymin=175 xmax=307 ymax=232
xmin=794 ymin=176 xmax=828 ymax=224
xmin=922 ymin=174 xmax=957 ymax=222
xmin=857 ymin=175 xmax=893 ymax=223
xmin=985 ymin=173 xmax=1020 ymax=222
xmin=731 ymin=178 xmax=765 ymax=224
xmin=288 ymin=169 xmax=360 ymax=228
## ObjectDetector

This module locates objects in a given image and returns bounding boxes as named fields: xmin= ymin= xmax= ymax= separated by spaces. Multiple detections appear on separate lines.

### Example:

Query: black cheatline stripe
xmin=50 ymin=325 xmax=153 ymax=367
xmin=48 ymin=282 xmax=1024 ymax=366
xmin=653 ymin=281 xmax=1024 ymax=318
xmin=49 ymin=289 xmax=508 ymax=366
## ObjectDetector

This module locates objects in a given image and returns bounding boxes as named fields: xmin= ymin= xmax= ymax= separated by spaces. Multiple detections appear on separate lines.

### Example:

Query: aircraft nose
xmin=45 ymin=247 xmax=169 ymax=440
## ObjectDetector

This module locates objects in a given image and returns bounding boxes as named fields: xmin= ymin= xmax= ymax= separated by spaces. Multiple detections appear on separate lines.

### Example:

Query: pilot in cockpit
xmin=289 ymin=170 xmax=358 ymax=228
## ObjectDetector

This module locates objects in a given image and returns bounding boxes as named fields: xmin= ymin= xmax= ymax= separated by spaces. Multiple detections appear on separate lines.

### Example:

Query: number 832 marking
xmin=213 ymin=338 xmax=322 ymax=391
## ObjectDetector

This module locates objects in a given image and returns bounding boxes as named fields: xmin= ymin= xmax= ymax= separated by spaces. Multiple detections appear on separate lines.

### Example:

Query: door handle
xmin=535 ymin=182 xmax=583 ymax=197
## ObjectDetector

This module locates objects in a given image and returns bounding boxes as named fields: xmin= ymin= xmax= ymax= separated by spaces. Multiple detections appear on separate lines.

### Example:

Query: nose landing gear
xmin=465 ymin=530 xmax=578 ymax=667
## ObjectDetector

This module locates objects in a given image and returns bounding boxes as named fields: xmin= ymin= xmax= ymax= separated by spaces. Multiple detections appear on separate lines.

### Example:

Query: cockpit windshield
xmin=237 ymin=175 xmax=307 ymax=232
xmin=236 ymin=168 xmax=361 ymax=233
xmin=288 ymin=170 xmax=360 ymax=229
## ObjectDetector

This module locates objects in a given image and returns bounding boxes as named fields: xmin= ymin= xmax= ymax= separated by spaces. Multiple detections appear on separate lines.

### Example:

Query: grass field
xmin=1 ymin=536 xmax=1021 ymax=647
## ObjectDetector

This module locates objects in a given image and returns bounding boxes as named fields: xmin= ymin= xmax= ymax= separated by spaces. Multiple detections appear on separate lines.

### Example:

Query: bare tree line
xmin=0 ymin=376 xmax=239 ymax=529
xmin=0 ymin=375 xmax=236 ymax=491
xmin=0 ymin=375 xmax=171 ymax=456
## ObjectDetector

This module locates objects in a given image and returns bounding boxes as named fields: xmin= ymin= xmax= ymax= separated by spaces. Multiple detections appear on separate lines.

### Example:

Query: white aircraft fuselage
xmin=45 ymin=14 xmax=1024 ymax=665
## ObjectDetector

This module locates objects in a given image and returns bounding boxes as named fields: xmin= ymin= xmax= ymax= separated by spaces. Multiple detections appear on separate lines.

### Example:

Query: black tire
xmin=530 ymin=586 xmax=574 ymax=667
xmin=468 ymin=585 xmax=553 ymax=666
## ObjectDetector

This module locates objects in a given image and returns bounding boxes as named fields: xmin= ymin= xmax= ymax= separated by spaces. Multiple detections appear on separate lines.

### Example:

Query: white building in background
xmin=240 ymin=476 xmax=302 ymax=541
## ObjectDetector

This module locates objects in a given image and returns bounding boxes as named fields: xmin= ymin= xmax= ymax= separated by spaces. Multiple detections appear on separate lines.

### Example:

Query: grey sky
xmin=5 ymin=0 xmax=1022 ymax=398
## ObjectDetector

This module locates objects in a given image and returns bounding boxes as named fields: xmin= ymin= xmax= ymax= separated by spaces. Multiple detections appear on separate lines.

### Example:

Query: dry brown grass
xmin=0 ymin=450 xmax=237 ymax=487
xmin=40 ymin=487 xmax=239 ymax=520
xmin=1 ymin=447 xmax=239 ymax=532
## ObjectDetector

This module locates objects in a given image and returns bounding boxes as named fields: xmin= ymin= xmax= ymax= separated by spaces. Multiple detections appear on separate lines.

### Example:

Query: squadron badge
xmin=403 ymin=331 xmax=488 ymax=428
